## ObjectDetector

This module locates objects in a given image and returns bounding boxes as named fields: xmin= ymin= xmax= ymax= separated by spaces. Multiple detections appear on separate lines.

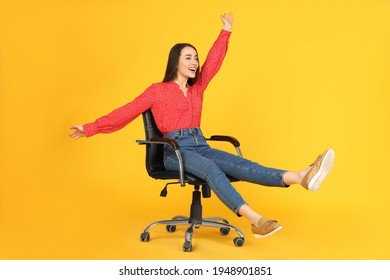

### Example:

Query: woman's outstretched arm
xmin=195 ymin=12 xmax=234 ymax=92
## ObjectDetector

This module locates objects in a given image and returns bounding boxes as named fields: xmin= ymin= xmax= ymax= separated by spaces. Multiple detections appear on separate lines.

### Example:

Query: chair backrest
xmin=142 ymin=109 xmax=183 ymax=181
xmin=142 ymin=110 xmax=166 ymax=175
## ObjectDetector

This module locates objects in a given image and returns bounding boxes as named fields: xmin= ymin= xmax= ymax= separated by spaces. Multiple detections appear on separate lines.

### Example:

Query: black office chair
xmin=136 ymin=110 xmax=245 ymax=252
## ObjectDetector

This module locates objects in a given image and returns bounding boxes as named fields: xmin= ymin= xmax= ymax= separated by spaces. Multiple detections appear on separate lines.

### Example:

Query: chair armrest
xmin=136 ymin=137 xmax=180 ymax=150
xmin=206 ymin=135 xmax=243 ymax=157
xmin=206 ymin=135 xmax=240 ymax=147
xmin=136 ymin=137 xmax=185 ymax=186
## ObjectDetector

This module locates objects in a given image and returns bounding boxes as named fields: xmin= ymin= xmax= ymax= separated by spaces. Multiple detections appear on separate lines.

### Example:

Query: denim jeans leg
xmin=164 ymin=145 xmax=247 ymax=214
xmin=202 ymin=148 xmax=288 ymax=187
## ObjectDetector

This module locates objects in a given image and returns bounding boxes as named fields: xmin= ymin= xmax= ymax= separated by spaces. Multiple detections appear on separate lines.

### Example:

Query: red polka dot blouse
xmin=83 ymin=29 xmax=231 ymax=137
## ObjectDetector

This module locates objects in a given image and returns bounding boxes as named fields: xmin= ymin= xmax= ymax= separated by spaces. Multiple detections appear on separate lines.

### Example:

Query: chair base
xmin=139 ymin=186 xmax=245 ymax=252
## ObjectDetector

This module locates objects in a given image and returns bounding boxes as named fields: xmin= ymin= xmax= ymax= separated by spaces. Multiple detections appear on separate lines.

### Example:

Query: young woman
xmin=69 ymin=13 xmax=335 ymax=238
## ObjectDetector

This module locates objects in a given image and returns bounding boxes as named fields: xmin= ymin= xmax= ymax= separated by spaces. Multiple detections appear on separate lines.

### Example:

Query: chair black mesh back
xmin=142 ymin=110 xmax=179 ymax=179
xmin=142 ymin=110 xmax=164 ymax=173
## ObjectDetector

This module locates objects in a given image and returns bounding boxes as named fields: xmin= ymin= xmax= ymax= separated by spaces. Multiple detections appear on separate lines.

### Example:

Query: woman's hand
xmin=221 ymin=12 xmax=234 ymax=31
xmin=69 ymin=125 xmax=85 ymax=140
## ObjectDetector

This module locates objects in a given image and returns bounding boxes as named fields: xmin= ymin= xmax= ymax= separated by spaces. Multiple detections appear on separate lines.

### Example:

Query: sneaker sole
xmin=253 ymin=225 xmax=283 ymax=239
xmin=308 ymin=149 xmax=335 ymax=192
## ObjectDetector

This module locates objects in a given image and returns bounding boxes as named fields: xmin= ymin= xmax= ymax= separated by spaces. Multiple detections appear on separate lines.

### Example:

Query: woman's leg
xmin=201 ymin=147 xmax=334 ymax=237
xmin=164 ymin=148 xmax=282 ymax=237
xmin=202 ymin=147 xmax=334 ymax=190
xmin=164 ymin=148 xmax=247 ymax=214
xmin=163 ymin=131 xmax=334 ymax=237
xmin=202 ymin=147 xmax=291 ymax=187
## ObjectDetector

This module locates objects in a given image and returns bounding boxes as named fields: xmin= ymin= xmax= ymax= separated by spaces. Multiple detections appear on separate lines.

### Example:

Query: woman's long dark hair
xmin=162 ymin=43 xmax=200 ymax=86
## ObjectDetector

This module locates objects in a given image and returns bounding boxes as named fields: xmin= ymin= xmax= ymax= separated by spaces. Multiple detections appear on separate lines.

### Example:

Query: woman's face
xmin=176 ymin=46 xmax=199 ymax=80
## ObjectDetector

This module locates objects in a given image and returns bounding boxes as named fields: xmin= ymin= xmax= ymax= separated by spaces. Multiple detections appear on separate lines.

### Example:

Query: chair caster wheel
xmin=166 ymin=225 xmax=176 ymax=232
xmin=220 ymin=227 xmax=230 ymax=235
xmin=140 ymin=232 xmax=150 ymax=242
xmin=183 ymin=241 xmax=192 ymax=252
xmin=233 ymin=237 xmax=244 ymax=247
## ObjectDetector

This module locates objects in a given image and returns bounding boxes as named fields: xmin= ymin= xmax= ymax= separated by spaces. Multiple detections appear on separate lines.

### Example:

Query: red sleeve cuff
xmin=83 ymin=123 xmax=99 ymax=137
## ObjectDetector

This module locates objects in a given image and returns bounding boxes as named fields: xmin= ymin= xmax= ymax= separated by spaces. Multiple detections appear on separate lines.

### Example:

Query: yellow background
xmin=1 ymin=0 xmax=389 ymax=259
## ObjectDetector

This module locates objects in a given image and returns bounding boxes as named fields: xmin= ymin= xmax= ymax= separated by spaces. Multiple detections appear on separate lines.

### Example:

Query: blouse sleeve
xmin=194 ymin=29 xmax=231 ymax=92
xmin=83 ymin=85 xmax=156 ymax=137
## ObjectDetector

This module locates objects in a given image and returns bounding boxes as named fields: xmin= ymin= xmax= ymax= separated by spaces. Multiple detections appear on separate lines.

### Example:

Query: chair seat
xmin=148 ymin=170 xmax=240 ymax=186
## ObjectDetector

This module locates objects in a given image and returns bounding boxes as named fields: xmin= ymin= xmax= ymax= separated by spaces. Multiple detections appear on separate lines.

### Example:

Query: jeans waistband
xmin=164 ymin=127 xmax=202 ymax=138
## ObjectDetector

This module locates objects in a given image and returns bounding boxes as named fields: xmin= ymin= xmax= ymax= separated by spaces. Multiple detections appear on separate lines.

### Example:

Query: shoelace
xmin=261 ymin=220 xmax=278 ymax=229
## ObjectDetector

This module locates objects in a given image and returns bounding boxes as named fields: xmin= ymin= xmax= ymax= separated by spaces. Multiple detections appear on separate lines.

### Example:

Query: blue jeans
xmin=163 ymin=128 xmax=288 ymax=215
